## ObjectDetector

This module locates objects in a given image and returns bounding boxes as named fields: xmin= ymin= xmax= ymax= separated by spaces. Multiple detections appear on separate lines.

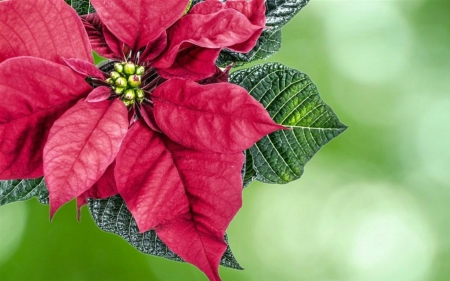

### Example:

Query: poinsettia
xmin=0 ymin=0 xmax=284 ymax=280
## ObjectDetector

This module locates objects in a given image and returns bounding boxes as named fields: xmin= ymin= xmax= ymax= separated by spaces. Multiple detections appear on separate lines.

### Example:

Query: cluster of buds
xmin=106 ymin=62 xmax=145 ymax=106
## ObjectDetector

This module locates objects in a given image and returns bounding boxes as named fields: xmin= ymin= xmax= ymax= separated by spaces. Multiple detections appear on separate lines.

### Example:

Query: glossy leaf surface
xmin=0 ymin=178 xmax=49 ymax=206
xmin=88 ymin=195 xmax=243 ymax=269
xmin=231 ymin=63 xmax=347 ymax=184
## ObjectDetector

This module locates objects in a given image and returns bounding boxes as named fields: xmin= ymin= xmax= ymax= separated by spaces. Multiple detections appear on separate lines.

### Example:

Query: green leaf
xmin=0 ymin=178 xmax=49 ymax=205
xmin=191 ymin=0 xmax=204 ymax=7
xmin=231 ymin=63 xmax=347 ymax=184
xmin=217 ymin=29 xmax=282 ymax=67
xmin=242 ymin=151 xmax=257 ymax=188
xmin=88 ymin=195 xmax=243 ymax=270
xmin=65 ymin=0 xmax=95 ymax=15
xmin=266 ymin=0 xmax=310 ymax=29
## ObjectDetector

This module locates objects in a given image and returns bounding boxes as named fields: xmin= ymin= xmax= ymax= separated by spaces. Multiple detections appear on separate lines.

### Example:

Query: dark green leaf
xmin=265 ymin=0 xmax=310 ymax=29
xmin=88 ymin=195 xmax=243 ymax=270
xmin=0 ymin=178 xmax=49 ymax=205
xmin=65 ymin=0 xmax=95 ymax=15
xmin=217 ymin=29 xmax=282 ymax=67
xmin=231 ymin=63 xmax=347 ymax=184
xmin=191 ymin=0 xmax=204 ymax=7
xmin=242 ymin=151 xmax=257 ymax=188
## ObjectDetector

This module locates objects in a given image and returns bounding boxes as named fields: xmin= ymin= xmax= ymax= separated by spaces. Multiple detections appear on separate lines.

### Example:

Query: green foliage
xmin=242 ymin=151 xmax=257 ymax=188
xmin=88 ymin=195 xmax=243 ymax=270
xmin=265 ymin=0 xmax=310 ymax=29
xmin=0 ymin=177 xmax=242 ymax=269
xmin=0 ymin=178 xmax=49 ymax=205
xmin=191 ymin=0 xmax=204 ymax=7
xmin=0 ymin=0 xmax=342 ymax=273
xmin=65 ymin=0 xmax=95 ymax=15
xmin=231 ymin=63 xmax=347 ymax=184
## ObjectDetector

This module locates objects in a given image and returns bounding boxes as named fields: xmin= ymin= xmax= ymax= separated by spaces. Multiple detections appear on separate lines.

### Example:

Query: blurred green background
xmin=1 ymin=0 xmax=449 ymax=280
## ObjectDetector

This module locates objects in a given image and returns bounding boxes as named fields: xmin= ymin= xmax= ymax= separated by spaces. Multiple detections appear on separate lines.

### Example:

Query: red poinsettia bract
xmin=0 ymin=0 xmax=283 ymax=280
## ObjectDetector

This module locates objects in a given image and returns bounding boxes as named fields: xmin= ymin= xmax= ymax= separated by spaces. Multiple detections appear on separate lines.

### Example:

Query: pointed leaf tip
xmin=87 ymin=195 xmax=243 ymax=270
xmin=63 ymin=57 xmax=105 ymax=79
xmin=44 ymin=99 xmax=128 ymax=217
xmin=231 ymin=63 xmax=347 ymax=184
xmin=153 ymin=79 xmax=284 ymax=153
xmin=155 ymin=141 xmax=244 ymax=281
xmin=85 ymin=86 xmax=112 ymax=102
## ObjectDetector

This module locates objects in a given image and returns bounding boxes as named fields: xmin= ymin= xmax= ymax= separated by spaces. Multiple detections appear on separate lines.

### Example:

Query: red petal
xmin=81 ymin=14 xmax=120 ymax=60
xmin=189 ymin=0 xmax=222 ymax=14
xmin=128 ymin=107 xmax=138 ymax=127
xmin=63 ymin=58 xmax=105 ymax=79
xmin=199 ymin=65 xmax=233 ymax=85
xmin=223 ymin=0 xmax=266 ymax=52
xmin=0 ymin=0 xmax=92 ymax=64
xmin=91 ymin=0 xmax=190 ymax=50
xmin=115 ymin=121 xmax=189 ymax=232
xmin=0 ymin=57 xmax=91 ymax=179
xmin=77 ymin=161 xmax=119 ymax=210
xmin=116 ymin=128 xmax=244 ymax=280
xmin=89 ymin=161 xmax=119 ymax=199
xmin=44 ymin=99 xmax=129 ymax=217
xmin=152 ymin=79 xmax=285 ymax=153
xmin=225 ymin=0 xmax=266 ymax=26
xmin=139 ymin=32 xmax=167 ymax=63
xmin=85 ymin=86 xmax=112 ymax=103
xmin=138 ymin=104 xmax=161 ymax=132
xmin=103 ymin=26 xmax=125 ymax=60
xmin=190 ymin=0 xmax=266 ymax=52
xmin=156 ymin=47 xmax=220 ymax=80
xmin=157 ymin=215 xmax=226 ymax=281
xmin=155 ymin=140 xmax=245 ymax=281
xmin=153 ymin=9 xmax=262 ymax=79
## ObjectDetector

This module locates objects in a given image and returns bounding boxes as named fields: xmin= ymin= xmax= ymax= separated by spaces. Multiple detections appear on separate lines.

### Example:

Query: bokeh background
xmin=1 ymin=0 xmax=449 ymax=280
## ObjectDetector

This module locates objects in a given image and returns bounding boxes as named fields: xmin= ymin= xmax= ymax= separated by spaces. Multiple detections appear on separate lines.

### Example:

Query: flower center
xmin=106 ymin=62 xmax=145 ymax=106
xmin=90 ymin=60 xmax=163 ymax=111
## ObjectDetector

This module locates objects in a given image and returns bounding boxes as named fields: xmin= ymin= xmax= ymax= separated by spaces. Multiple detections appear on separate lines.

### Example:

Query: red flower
xmin=0 ymin=0 xmax=283 ymax=280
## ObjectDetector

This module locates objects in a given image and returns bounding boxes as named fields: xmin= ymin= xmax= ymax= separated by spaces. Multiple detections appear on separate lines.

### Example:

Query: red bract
xmin=0 ymin=0 xmax=283 ymax=280
xmin=85 ymin=0 xmax=266 ymax=80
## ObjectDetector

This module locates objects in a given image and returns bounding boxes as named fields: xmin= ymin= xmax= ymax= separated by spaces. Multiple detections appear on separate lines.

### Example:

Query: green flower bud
xmin=123 ymin=99 xmax=134 ymax=107
xmin=135 ymin=89 xmax=145 ymax=99
xmin=136 ymin=66 xmax=145 ymax=75
xmin=114 ymin=87 xmax=125 ymax=95
xmin=115 ymin=77 xmax=127 ymax=88
xmin=105 ymin=78 xmax=114 ymax=85
xmin=127 ymin=74 xmax=141 ymax=88
xmin=110 ymin=71 xmax=121 ymax=80
xmin=124 ymin=89 xmax=135 ymax=100
xmin=114 ymin=63 xmax=124 ymax=73
xmin=124 ymin=62 xmax=136 ymax=75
